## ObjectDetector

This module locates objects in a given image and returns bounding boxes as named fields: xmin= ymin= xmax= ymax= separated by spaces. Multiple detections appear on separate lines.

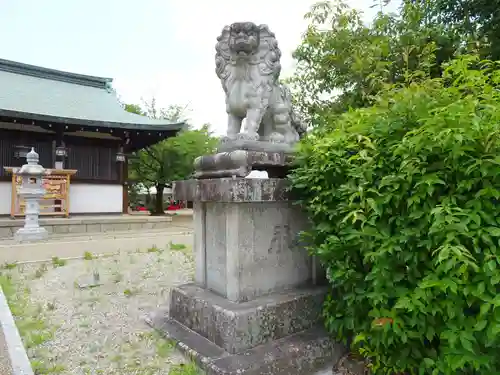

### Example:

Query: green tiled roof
xmin=0 ymin=59 xmax=184 ymax=132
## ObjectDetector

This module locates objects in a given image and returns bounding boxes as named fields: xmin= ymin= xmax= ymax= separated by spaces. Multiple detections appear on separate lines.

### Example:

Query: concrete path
xmin=0 ymin=226 xmax=193 ymax=264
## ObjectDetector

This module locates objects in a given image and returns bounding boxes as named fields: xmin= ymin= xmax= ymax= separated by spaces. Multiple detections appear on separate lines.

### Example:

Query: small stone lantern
xmin=14 ymin=148 xmax=48 ymax=242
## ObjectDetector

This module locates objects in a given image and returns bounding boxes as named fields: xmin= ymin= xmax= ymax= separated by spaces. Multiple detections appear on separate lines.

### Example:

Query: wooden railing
xmin=4 ymin=168 xmax=77 ymax=218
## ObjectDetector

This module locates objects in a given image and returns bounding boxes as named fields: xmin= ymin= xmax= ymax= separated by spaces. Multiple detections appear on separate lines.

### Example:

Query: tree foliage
xmin=123 ymin=103 xmax=144 ymax=116
xmin=289 ymin=0 xmax=461 ymax=127
xmin=289 ymin=0 xmax=500 ymax=372
xmin=129 ymin=124 xmax=217 ymax=187
xmin=417 ymin=0 xmax=500 ymax=59
xmin=290 ymin=55 xmax=500 ymax=374
xmin=125 ymin=99 xmax=217 ymax=214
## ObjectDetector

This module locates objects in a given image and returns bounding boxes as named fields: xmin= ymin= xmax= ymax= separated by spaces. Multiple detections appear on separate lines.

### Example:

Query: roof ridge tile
xmin=0 ymin=58 xmax=112 ymax=89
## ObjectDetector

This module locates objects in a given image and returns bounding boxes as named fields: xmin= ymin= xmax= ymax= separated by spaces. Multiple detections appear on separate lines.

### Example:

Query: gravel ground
xmin=3 ymin=243 xmax=196 ymax=375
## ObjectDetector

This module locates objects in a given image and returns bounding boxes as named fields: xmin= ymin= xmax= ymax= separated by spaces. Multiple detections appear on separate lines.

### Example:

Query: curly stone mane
xmin=215 ymin=24 xmax=282 ymax=93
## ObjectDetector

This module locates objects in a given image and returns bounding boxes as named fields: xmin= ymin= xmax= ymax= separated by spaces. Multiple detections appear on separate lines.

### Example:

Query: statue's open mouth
xmin=234 ymin=37 xmax=248 ymax=44
xmin=231 ymin=39 xmax=255 ymax=54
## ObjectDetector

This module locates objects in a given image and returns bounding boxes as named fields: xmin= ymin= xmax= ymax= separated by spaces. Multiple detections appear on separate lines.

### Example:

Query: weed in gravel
xmin=169 ymin=362 xmax=202 ymax=375
xmin=147 ymin=245 xmax=160 ymax=253
xmin=46 ymin=300 xmax=56 ymax=311
xmin=33 ymin=263 xmax=48 ymax=279
xmin=169 ymin=242 xmax=186 ymax=250
xmin=51 ymin=257 xmax=67 ymax=268
xmin=2 ymin=238 xmax=196 ymax=374
xmin=0 ymin=274 xmax=62 ymax=370
xmin=157 ymin=338 xmax=175 ymax=358
xmin=83 ymin=251 xmax=94 ymax=260
xmin=3 ymin=261 xmax=17 ymax=270
xmin=31 ymin=360 xmax=66 ymax=374
xmin=25 ymin=330 xmax=54 ymax=349
xmin=137 ymin=331 xmax=155 ymax=341
xmin=168 ymin=242 xmax=193 ymax=262
xmin=123 ymin=287 xmax=140 ymax=297
xmin=17 ymin=317 xmax=45 ymax=332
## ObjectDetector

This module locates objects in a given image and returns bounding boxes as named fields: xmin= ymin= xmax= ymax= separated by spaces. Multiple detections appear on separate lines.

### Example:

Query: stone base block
xmin=147 ymin=284 xmax=346 ymax=375
xmin=174 ymin=179 xmax=327 ymax=303
xmin=169 ymin=283 xmax=327 ymax=354
xmin=14 ymin=226 xmax=48 ymax=242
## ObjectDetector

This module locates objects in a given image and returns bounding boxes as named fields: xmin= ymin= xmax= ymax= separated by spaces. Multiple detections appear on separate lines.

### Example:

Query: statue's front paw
xmin=236 ymin=132 xmax=260 ymax=141
xmin=269 ymin=132 xmax=285 ymax=143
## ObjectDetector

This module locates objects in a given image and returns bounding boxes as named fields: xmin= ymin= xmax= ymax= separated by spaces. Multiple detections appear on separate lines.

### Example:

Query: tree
xmin=288 ymin=2 xmax=500 ymax=372
xmin=289 ymin=0 xmax=462 ymax=127
xmin=125 ymin=99 xmax=217 ymax=214
xmin=414 ymin=0 xmax=500 ymax=59
xmin=291 ymin=53 xmax=500 ymax=374
xmin=123 ymin=103 xmax=144 ymax=116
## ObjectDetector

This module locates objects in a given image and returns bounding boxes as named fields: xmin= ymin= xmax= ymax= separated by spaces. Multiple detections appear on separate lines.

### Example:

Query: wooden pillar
xmin=118 ymin=144 xmax=129 ymax=214
xmin=122 ymin=157 xmax=129 ymax=214
xmin=54 ymin=126 xmax=66 ymax=213
xmin=120 ymin=133 xmax=132 ymax=215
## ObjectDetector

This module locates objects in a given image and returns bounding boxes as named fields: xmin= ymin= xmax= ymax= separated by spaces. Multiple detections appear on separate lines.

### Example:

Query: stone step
xmin=148 ymin=315 xmax=344 ymax=375
xmin=0 ymin=226 xmax=192 ymax=243
xmin=0 ymin=215 xmax=176 ymax=239
xmin=0 ymin=229 xmax=193 ymax=264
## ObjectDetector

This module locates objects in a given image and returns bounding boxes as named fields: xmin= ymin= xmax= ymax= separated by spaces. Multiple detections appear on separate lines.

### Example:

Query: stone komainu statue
xmin=215 ymin=22 xmax=306 ymax=145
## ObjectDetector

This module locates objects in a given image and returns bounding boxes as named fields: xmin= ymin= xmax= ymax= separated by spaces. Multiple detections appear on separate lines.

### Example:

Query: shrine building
xmin=0 ymin=58 xmax=184 ymax=217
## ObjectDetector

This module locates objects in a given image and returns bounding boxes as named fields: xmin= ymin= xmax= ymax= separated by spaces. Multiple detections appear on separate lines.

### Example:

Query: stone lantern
xmin=14 ymin=148 xmax=48 ymax=242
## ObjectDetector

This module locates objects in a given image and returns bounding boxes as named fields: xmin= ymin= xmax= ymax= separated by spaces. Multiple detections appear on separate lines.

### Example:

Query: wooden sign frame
xmin=4 ymin=167 xmax=77 ymax=218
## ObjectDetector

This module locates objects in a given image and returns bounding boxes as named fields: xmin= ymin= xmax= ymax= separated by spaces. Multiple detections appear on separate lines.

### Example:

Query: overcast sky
xmin=0 ymin=0 xmax=400 ymax=135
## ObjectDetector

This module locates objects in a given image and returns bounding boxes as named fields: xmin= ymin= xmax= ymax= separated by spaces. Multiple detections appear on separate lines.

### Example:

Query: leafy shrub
xmin=290 ymin=55 xmax=500 ymax=374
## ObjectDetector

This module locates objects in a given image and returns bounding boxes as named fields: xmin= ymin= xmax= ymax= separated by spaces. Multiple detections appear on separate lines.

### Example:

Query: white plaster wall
xmin=69 ymin=184 xmax=123 ymax=214
xmin=0 ymin=182 xmax=122 ymax=215
xmin=0 ymin=181 xmax=12 ymax=215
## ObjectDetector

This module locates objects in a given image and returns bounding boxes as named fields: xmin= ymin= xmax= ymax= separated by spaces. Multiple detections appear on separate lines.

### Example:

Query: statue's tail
xmin=281 ymin=84 xmax=306 ymax=138
xmin=291 ymin=111 xmax=307 ymax=138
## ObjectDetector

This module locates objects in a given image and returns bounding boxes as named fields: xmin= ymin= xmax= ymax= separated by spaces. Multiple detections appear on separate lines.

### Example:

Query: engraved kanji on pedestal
xmin=14 ymin=148 xmax=49 ymax=242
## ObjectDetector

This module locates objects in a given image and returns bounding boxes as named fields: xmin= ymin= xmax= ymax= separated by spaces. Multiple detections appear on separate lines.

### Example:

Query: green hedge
xmin=290 ymin=55 xmax=500 ymax=374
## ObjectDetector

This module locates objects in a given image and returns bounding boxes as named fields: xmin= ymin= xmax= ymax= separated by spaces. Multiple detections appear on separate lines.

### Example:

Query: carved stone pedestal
xmin=193 ymin=150 xmax=294 ymax=179
xmin=148 ymin=178 xmax=345 ymax=375
xmin=193 ymin=138 xmax=298 ymax=179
